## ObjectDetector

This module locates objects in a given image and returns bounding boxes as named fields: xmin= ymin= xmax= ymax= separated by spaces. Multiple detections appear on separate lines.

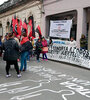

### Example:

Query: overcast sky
xmin=0 ymin=0 xmax=8 ymax=5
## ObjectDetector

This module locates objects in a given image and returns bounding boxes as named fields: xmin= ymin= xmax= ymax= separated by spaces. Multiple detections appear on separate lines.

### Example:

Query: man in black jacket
xmin=2 ymin=33 xmax=21 ymax=78
xmin=35 ymin=38 xmax=43 ymax=62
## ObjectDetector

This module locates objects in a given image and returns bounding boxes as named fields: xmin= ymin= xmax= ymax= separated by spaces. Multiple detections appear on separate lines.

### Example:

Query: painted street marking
xmin=0 ymin=65 xmax=89 ymax=100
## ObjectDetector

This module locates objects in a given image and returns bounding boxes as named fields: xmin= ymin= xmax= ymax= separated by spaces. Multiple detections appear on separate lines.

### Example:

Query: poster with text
xmin=50 ymin=20 xmax=72 ymax=38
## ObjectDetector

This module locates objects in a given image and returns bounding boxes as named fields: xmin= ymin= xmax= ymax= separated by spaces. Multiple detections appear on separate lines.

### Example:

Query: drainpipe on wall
xmin=36 ymin=0 xmax=45 ymax=15
xmin=40 ymin=0 xmax=45 ymax=14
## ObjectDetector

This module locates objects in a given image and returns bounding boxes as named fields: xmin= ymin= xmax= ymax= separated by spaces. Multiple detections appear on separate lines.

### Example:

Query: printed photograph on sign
xmin=50 ymin=20 xmax=72 ymax=38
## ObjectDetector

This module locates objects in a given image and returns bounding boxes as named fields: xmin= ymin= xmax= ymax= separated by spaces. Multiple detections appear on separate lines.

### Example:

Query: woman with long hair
xmin=42 ymin=37 xmax=48 ymax=61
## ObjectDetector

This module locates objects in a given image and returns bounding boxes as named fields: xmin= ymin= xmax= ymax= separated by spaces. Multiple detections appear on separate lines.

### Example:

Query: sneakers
xmin=45 ymin=59 xmax=48 ymax=61
xmin=42 ymin=59 xmax=48 ymax=61
xmin=17 ymin=74 xmax=21 ymax=78
xmin=6 ymin=74 xmax=11 ymax=78
xmin=6 ymin=74 xmax=21 ymax=78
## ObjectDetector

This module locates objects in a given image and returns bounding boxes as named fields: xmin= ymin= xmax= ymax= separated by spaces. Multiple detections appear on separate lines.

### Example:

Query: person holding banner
xmin=42 ymin=37 xmax=48 ymax=61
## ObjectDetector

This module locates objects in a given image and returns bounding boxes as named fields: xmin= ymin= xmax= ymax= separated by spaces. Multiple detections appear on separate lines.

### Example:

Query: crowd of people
xmin=0 ymin=30 xmax=88 ymax=78
xmin=0 ymin=29 xmax=50 ymax=78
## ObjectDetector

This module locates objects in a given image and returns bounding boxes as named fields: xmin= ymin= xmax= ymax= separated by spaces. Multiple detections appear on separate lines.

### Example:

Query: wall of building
xmin=42 ymin=0 xmax=90 ymax=49
xmin=0 ymin=0 xmax=42 ymax=37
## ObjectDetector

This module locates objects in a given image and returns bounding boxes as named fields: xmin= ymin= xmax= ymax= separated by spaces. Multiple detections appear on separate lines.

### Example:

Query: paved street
xmin=0 ymin=57 xmax=90 ymax=100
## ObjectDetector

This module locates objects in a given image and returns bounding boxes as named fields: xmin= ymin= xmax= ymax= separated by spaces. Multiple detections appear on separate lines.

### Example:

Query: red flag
xmin=29 ymin=19 xmax=32 ymax=37
xmin=14 ymin=18 xmax=19 ymax=36
xmin=11 ymin=15 xmax=19 ymax=36
xmin=36 ymin=25 xmax=42 ymax=39
xmin=28 ymin=18 xmax=32 ymax=36
xmin=17 ymin=24 xmax=20 ymax=36
xmin=17 ymin=19 xmax=22 ymax=36
xmin=19 ymin=19 xmax=22 ymax=36
xmin=22 ymin=18 xmax=28 ymax=36
xmin=29 ymin=28 xmax=32 ymax=37
xmin=29 ymin=15 xmax=35 ymax=39
xmin=29 ymin=18 xmax=32 ymax=27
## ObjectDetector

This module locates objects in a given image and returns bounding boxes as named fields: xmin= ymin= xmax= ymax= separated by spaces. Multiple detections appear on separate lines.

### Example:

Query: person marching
xmin=20 ymin=29 xmax=33 ymax=71
xmin=2 ymin=33 xmax=21 ymax=78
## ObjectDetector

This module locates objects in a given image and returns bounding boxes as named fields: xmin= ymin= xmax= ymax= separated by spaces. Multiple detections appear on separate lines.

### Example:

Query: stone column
xmin=76 ymin=8 xmax=87 ymax=48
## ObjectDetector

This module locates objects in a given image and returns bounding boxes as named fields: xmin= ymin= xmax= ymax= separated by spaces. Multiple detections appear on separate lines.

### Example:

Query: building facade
xmin=41 ymin=0 xmax=90 ymax=50
xmin=0 ymin=0 xmax=42 ymax=37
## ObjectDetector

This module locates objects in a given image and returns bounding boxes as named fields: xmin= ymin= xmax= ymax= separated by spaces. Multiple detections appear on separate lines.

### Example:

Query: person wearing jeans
xmin=20 ymin=51 xmax=29 ymax=71
xmin=20 ymin=29 xmax=33 ymax=71
xmin=43 ymin=53 xmax=47 ymax=60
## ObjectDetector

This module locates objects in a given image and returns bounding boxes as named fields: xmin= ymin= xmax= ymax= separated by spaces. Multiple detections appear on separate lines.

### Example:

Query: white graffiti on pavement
xmin=0 ymin=65 xmax=89 ymax=100
xmin=11 ymin=89 xmax=75 ymax=100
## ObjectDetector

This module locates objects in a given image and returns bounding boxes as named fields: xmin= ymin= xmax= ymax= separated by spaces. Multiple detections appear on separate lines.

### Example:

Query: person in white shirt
xmin=69 ymin=37 xmax=77 ymax=47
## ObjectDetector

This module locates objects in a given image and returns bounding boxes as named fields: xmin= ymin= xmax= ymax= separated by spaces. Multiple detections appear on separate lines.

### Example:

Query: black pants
xmin=6 ymin=60 xmax=20 ymax=75
xmin=0 ymin=46 xmax=2 ymax=56
xmin=36 ymin=50 xmax=41 ymax=60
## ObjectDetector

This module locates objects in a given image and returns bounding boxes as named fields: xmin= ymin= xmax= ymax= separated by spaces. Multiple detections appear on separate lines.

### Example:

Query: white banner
xmin=50 ymin=20 xmax=72 ymax=38
xmin=47 ymin=41 xmax=90 ymax=69
xmin=35 ymin=39 xmax=90 ymax=69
